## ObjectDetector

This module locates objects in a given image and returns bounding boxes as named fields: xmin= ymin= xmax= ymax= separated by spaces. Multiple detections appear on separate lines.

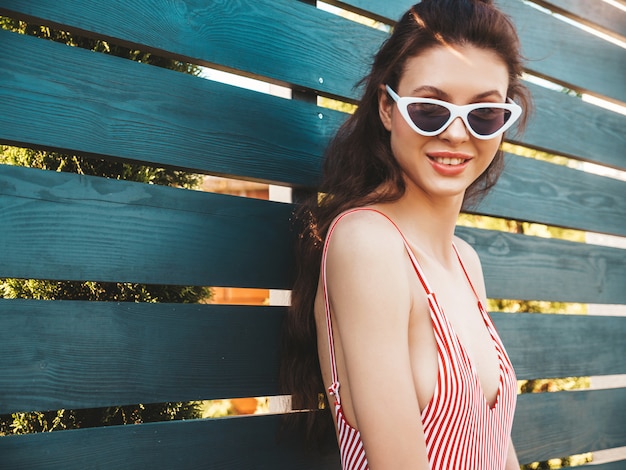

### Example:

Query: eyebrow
xmin=410 ymin=86 xmax=505 ymax=101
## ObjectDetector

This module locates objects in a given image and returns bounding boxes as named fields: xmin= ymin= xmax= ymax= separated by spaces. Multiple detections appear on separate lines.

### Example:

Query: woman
xmin=280 ymin=1 xmax=531 ymax=468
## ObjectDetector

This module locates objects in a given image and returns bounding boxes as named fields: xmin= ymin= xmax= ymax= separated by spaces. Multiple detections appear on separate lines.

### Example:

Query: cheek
xmin=389 ymin=124 xmax=425 ymax=165
xmin=479 ymin=139 xmax=502 ymax=165
xmin=390 ymin=110 xmax=425 ymax=149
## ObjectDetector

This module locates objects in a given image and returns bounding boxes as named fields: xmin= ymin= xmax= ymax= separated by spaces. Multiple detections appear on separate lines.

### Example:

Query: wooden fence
xmin=0 ymin=0 xmax=624 ymax=467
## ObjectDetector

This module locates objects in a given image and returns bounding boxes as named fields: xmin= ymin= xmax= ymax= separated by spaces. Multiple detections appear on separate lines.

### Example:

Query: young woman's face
xmin=379 ymin=44 xmax=510 ymax=203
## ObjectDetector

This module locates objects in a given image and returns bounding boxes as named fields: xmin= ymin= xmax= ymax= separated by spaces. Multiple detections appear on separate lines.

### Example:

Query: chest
xmin=408 ymin=265 xmax=502 ymax=407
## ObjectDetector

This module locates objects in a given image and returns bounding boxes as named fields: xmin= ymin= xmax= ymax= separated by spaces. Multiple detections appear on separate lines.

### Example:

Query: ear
xmin=378 ymin=84 xmax=393 ymax=132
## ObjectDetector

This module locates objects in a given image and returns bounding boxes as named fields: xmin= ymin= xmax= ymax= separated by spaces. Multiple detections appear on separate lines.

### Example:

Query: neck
xmin=380 ymin=184 xmax=464 ymax=266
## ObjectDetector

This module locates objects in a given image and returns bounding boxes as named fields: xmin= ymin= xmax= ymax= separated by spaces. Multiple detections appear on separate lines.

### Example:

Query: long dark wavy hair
xmin=279 ymin=0 xmax=532 ymax=447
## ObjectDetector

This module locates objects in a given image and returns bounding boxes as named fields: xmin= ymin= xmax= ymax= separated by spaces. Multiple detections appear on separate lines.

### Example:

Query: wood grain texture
xmin=0 ymin=414 xmax=342 ymax=470
xmin=0 ymin=300 xmax=285 ymax=414
xmin=342 ymin=0 xmax=626 ymax=39
xmin=512 ymin=389 xmax=626 ymax=463
xmin=0 ymin=29 xmax=337 ymax=187
xmin=0 ymin=0 xmax=624 ymax=465
xmin=2 ymin=0 xmax=625 ymax=104
xmin=499 ymin=0 xmax=626 ymax=102
xmin=2 ymin=165 xmax=625 ymax=303
xmin=578 ymin=462 xmax=626 ymax=470
xmin=455 ymin=226 xmax=626 ymax=305
xmin=479 ymin=154 xmax=626 ymax=236
xmin=0 ymin=164 xmax=294 ymax=288
xmin=518 ymin=83 xmax=625 ymax=171
xmin=327 ymin=0 xmax=412 ymax=22
xmin=0 ymin=0 xmax=386 ymax=100
xmin=1 ymin=31 xmax=624 ymax=195
xmin=336 ymin=0 xmax=626 ymax=101
xmin=1 ymin=12 xmax=624 ymax=173
xmin=0 ymin=389 xmax=623 ymax=467
xmin=540 ymin=0 xmax=626 ymax=38
xmin=492 ymin=313 xmax=626 ymax=380
xmin=1 ymin=297 xmax=623 ymax=415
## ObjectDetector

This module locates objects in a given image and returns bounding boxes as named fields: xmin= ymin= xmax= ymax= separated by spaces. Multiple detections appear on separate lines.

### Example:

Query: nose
xmin=439 ymin=116 xmax=470 ymax=143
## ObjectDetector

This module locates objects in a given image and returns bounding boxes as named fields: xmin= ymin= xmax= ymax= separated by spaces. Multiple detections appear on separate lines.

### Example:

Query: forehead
xmin=398 ymin=45 xmax=509 ymax=100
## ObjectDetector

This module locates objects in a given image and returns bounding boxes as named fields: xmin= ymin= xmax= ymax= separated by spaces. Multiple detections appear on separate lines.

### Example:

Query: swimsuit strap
xmin=452 ymin=243 xmax=483 ymax=305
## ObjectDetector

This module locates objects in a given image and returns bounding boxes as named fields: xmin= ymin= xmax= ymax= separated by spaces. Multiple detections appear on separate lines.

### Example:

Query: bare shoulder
xmin=324 ymin=209 xmax=412 ymax=314
xmin=453 ymin=236 xmax=482 ymax=268
xmin=326 ymin=209 xmax=406 ymax=262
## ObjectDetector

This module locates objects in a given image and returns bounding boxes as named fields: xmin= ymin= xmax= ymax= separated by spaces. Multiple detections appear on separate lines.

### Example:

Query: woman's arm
xmin=324 ymin=212 xmax=430 ymax=469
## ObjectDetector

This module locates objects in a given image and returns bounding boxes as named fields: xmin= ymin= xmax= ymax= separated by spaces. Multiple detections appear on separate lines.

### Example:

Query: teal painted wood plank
xmin=340 ymin=0 xmax=626 ymax=102
xmin=3 ymin=0 xmax=625 ymax=105
xmin=0 ymin=29 xmax=337 ymax=187
xmin=513 ymin=388 xmax=626 ymax=464
xmin=0 ymin=0 xmax=386 ymax=100
xmin=520 ymin=82 xmax=625 ymax=172
xmin=1 ymin=11 xmax=624 ymax=174
xmin=0 ymin=414 xmax=342 ymax=469
xmin=1 ymin=389 xmax=623 ymax=468
xmin=492 ymin=313 xmax=626 ymax=380
xmin=341 ymin=0 xmax=626 ymax=40
xmin=455 ymin=226 xmax=626 ymax=305
xmin=1 ymin=37 xmax=624 ymax=203
xmin=478 ymin=154 xmax=626 ymax=236
xmin=329 ymin=0 xmax=413 ymax=22
xmin=0 ymin=300 xmax=285 ymax=414
xmin=2 ymin=297 xmax=623 ymax=415
xmin=0 ymin=164 xmax=294 ymax=289
xmin=579 ymin=462 xmax=626 ymax=470
xmin=499 ymin=0 xmax=626 ymax=102
xmin=540 ymin=0 xmax=626 ymax=38
xmin=2 ymin=165 xmax=625 ymax=302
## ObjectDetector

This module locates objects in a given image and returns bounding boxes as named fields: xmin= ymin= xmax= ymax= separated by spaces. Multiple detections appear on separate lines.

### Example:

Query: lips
xmin=430 ymin=156 xmax=466 ymax=166
xmin=427 ymin=152 xmax=472 ymax=176
xmin=427 ymin=151 xmax=472 ymax=164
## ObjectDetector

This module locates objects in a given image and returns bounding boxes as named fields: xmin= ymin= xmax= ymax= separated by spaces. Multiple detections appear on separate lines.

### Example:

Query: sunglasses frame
xmin=385 ymin=85 xmax=522 ymax=140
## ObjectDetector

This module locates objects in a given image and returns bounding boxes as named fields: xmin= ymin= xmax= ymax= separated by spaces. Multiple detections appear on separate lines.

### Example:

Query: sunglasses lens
xmin=407 ymin=103 xmax=451 ymax=133
xmin=467 ymin=107 xmax=512 ymax=136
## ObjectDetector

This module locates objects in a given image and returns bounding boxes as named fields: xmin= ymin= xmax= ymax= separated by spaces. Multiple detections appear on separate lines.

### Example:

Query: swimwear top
xmin=322 ymin=208 xmax=517 ymax=470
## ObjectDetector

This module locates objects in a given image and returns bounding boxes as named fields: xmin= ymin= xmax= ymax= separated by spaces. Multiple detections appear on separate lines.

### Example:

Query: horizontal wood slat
xmin=520 ymin=82 xmax=626 ymax=171
xmin=0 ymin=164 xmax=294 ymax=289
xmin=0 ymin=300 xmax=285 ymax=414
xmin=479 ymin=154 xmax=626 ymax=236
xmin=0 ymin=414 xmax=342 ymax=470
xmin=540 ymin=0 xmax=626 ymax=38
xmin=1 ymin=11 xmax=624 ymax=173
xmin=455 ymin=226 xmax=626 ymax=305
xmin=342 ymin=0 xmax=626 ymax=102
xmin=512 ymin=388 xmax=626 ymax=463
xmin=2 ymin=165 xmax=625 ymax=302
xmin=2 ymin=0 xmax=625 ymax=109
xmin=326 ymin=0 xmax=421 ymax=22
xmin=500 ymin=0 xmax=626 ymax=103
xmin=0 ymin=29 xmax=336 ymax=187
xmin=579 ymin=462 xmax=626 ymax=470
xmin=2 ymin=298 xmax=624 ymax=415
xmin=0 ymin=0 xmax=385 ymax=100
xmin=1 ymin=388 xmax=623 ymax=467
xmin=492 ymin=313 xmax=626 ymax=380
xmin=342 ymin=0 xmax=626 ymax=40
xmin=0 ymin=166 xmax=626 ymax=303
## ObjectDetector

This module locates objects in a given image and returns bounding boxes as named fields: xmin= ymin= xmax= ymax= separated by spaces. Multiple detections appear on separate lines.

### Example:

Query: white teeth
xmin=433 ymin=157 xmax=465 ymax=165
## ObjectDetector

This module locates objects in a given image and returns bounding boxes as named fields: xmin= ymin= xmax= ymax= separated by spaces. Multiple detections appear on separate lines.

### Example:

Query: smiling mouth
xmin=430 ymin=156 xmax=467 ymax=166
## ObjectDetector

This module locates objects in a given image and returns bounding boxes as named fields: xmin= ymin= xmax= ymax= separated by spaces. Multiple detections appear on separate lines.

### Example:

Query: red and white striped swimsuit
xmin=322 ymin=209 xmax=517 ymax=470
